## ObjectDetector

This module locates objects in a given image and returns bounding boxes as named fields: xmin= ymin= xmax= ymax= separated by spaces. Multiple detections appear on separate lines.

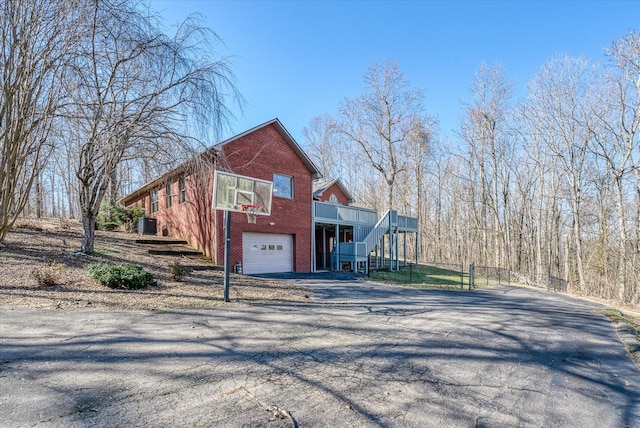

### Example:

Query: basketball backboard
xmin=213 ymin=170 xmax=273 ymax=215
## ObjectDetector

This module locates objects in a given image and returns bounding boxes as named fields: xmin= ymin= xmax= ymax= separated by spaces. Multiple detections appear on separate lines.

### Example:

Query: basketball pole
xmin=223 ymin=210 xmax=231 ymax=302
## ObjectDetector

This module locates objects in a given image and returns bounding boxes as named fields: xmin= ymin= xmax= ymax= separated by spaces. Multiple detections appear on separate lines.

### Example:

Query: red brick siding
xmin=122 ymin=122 xmax=314 ymax=272
xmin=155 ymin=171 xmax=217 ymax=259
xmin=317 ymin=182 xmax=350 ymax=206
xmin=123 ymin=170 xmax=217 ymax=260
xmin=217 ymin=124 xmax=313 ymax=272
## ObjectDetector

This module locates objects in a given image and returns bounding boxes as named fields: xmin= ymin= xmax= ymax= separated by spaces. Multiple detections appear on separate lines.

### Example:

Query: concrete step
xmin=135 ymin=238 xmax=188 ymax=245
xmin=148 ymin=248 xmax=203 ymax=256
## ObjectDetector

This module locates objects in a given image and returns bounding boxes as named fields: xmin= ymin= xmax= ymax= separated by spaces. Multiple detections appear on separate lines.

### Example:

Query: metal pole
xmin=223 ymin=210 xmax=231 ymax=302
xmin=393 ymin=225 xmax=400 ymax=272
xmin=403 ymin=231 xmax=407 ymax=267
xmin=335 ymin=223 xmax=340 ymax=271
xmin=388 ymin=214 xmax=393 ymax=272
xmin=322 ymin=227 xmax=327 ymax=270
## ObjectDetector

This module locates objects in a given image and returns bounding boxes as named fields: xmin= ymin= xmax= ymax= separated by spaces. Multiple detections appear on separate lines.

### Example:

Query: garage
xmin=242 ymin=232 xmax=293 ymax=274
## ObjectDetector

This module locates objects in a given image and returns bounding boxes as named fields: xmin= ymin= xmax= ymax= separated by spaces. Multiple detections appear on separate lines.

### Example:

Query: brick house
xmin=120 ymin=119 xmax=321 ymax=274
xmin=121 ymin=119 xmax=418 ymax=275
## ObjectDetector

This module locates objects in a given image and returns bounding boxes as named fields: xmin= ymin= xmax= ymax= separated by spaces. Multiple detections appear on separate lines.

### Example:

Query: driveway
xmin=1 ymin=278 xmax=639 ymax=427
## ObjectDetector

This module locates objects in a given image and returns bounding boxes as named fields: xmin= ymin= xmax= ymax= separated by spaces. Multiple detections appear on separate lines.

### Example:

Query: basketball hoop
xmin=240 ymin=204 xmax=261 ymax=224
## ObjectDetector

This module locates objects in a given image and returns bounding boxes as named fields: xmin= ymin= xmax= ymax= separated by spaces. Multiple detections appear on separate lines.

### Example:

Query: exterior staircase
xmin=362 ymin=209 xmax=396 ymax=255
xmin=314 ymin=201 xmax=418 ymax=273
xmin=334 ymin=209 xmax=400 ymax=273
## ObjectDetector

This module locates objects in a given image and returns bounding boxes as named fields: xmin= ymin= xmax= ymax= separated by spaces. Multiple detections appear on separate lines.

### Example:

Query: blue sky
xmin=153 ymin=0 xmax=640 ymax=144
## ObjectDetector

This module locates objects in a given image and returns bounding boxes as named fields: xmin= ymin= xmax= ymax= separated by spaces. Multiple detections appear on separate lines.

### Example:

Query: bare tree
xmin=0 ymin=0 xmax=78 ymax=241
xmin=302 ymin=114 xmax=341 ymax=179
xmin=338 ymin=61 xmax=434 ymax=210
xmin=459 ymin=63 xmax=514 ymax=268
xmin=524 ymin=55 xmax=600 ymax=291
xmin=62 ymin=0 xmax=241 ymax=254
xmin=599 ymin=29 xmax=640 ymax=302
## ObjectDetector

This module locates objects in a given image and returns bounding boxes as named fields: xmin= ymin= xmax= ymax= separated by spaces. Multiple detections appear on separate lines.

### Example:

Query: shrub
xmin=87 ymin=263 xmax=156 ymax=290
xmin=121 ymin=205 xmax=146 ymax=233
xmin=101 ymin=221 xmax=121 ymax=231
xmin=169 ymin=262 xmax=192 ymax=282
xmin=31 ymin=259 xmax=65 ymax=287
xmin=96 ymin=202 xmax=124 ymax=231
xmin=96 ymin=202 xmax=146 ymax=233
xmin=31 ymin=268 xmax=58 ymax=287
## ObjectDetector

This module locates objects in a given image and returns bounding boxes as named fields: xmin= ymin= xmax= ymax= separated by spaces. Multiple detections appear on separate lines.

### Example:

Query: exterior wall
xmin=123 ymin=194 xmax=148 ymax=214
xmin=122 ymin=169 xmax=217 ymax=260
xmin=153 ymin=171 xmax=216 ymax=260
xmin=122 ymin=122 xmax=314 ymax=273
xmin=216 ymin=123 xmax=313 ymax=272
xmin=317 ymin=182 xmax=351 ymax=205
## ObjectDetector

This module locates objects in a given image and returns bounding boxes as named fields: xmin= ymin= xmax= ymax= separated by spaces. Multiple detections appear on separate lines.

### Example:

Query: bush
xmin=169 ymin=262 xmax=192 ymax=282
xmin=87 ymin=263 xmax=156 ymax=290
xmin=32 ymin=269 xmax=58 ymax=287
xmin=96 ymin=202 xmax=146 ymax=233
xmin=101 ymin=221 xmax=121 ymax=231
xmin=122 ymin=205 xmax=146 ymax=233
xmin=96 ymin=202 xmax=124 ymax=231
xmin=31 ymin=259 xmax=65 ymax=287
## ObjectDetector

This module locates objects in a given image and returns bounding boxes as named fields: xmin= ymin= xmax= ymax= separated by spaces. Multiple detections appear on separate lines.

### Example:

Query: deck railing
xmin=314 ymin=201 xmax=378 ymax=225
xmin=314 ymin=201 xmax=418 ymax=231
xmin=398 ymin=215 xmax=418 ymax=231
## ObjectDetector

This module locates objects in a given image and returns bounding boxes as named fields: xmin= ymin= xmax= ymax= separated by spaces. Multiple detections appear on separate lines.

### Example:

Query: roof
xmin=118 ymin=149 xmax=216 ymax=206
xmin=312 ymin=178 xmax=355 ymax=204
xmin=215 ymin=118 xmax=322 ymax=180
xmin=119 ymin=119 xmax=322 ymax=206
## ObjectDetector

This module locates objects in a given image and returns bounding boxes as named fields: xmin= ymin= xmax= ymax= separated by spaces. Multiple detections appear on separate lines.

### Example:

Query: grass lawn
xmin=367 ymin=264 xmax=502 ymax=290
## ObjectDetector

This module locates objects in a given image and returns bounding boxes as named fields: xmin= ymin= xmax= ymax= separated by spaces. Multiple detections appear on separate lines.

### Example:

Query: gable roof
xmin=117 ymin=148 xmax=216 ymax=206
xmin=119 ymin=119 xmax=321 ymax=206
xmin=215 ymin=118 xmax=322 ymax=180
xmin=313 ymin=178 xmax=355 ymax=204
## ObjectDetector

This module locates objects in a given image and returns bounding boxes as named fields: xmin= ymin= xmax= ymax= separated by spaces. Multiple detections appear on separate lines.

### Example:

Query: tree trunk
xmin=636 ymin=167 xmax=640 ymax=257
xmin=35 ymin=176 xmax=42 ymax=219
xmin=535 ymin=154 xmax=545 ymax=282
xmin=50 ymin=171 xmax=56 ymax=217
xmin=614 ymin=175 xmax=627 ymax=301
xmin=564 ymin=233 xmax=571 ymax=288
xmin=81 ymin=214 xmax=96 ymax=254
xmin=572 ymin=206 xmax=586 ymax=291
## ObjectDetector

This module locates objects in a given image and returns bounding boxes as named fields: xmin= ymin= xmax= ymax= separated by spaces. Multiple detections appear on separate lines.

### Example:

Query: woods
xmin=1 ymin=1 xmax=639 ymax=306
xmin=303 ymin=31 xmax=640 ymax=305
xmin=0 ymin=0 xmax=240 ymax=253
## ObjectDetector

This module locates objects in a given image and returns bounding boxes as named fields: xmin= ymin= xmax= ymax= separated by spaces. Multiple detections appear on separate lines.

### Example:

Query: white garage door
xmin=242 ymin=233 xmax=293 ymax=274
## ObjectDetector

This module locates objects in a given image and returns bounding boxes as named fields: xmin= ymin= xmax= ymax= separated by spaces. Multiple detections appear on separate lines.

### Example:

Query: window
xmin=273 ymin=174 xmax=293 ymax=199
xmin=150 ymin=190 xmax=159 ymax=213
xmin=179 ymin=177 xmax=186 ymax=203
xmin=329 ymin=194 xmax=338 ymax=204
xmin=166 ymin=182 xmax=173 ymax=208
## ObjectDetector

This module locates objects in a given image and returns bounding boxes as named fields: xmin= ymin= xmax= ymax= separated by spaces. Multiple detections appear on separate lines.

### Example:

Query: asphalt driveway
xmin=1 ymin=278 xmax=639 ymax=427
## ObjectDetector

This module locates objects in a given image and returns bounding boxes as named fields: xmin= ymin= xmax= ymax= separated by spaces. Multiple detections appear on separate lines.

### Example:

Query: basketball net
xmin=241 ymin=204 xmax=260 ymax=224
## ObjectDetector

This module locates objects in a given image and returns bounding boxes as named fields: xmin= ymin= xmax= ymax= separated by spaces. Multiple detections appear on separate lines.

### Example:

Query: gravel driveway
xmin=1 ymin=279 xmax=639 ymax=427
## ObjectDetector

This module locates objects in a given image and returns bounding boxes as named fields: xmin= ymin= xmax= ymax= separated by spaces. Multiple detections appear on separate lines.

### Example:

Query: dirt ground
xmin=0 ymin=218 xmax=310 ymax=310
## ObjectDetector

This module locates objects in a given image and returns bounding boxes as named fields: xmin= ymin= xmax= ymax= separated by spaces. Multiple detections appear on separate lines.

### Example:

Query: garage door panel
xmin=242 ymin=233 xmax=293 ymax=274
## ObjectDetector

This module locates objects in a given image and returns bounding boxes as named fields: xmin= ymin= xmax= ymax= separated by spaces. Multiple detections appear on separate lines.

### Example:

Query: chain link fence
xmin=368 ymin=259 xmax=567 ymax=294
